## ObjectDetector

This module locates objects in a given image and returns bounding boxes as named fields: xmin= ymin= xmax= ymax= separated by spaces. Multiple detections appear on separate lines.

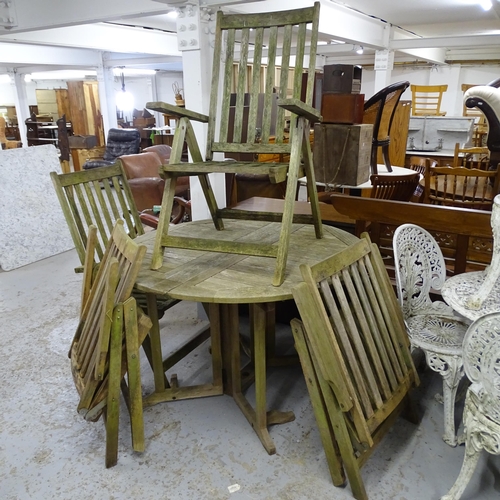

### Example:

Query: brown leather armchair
xmin=119 ymin=151 xmax=190 ymax=225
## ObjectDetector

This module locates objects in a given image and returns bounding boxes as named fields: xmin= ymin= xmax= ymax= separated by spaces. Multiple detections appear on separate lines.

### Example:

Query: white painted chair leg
xmin=440 ymin=441 xmax=481 ymax=500
xmin=425 ymin=352 xmax=464 ymax=446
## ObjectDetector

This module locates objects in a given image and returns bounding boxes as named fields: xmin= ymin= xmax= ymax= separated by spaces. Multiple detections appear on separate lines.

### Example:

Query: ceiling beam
xmin=0 ymin=23 xmax=180 ymax=56
xmin=391 ymin=34 xmax=500 ymax=50
xmin=2 ymin=0 xmax=170 ymax=34
xmin=0 ymin=41 xmax=100 ymax=68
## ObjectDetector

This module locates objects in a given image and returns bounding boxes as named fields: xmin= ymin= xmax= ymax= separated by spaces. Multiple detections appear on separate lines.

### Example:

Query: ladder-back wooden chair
xmin=411 ymin=84 xmax=448 ymax=116
xmin=291 ymin=235 xmax=419 ymax=500
xmin=362 ymin=81 xmax=410 ymax=175
xmin=71 ymin=220 xmax=152 ymax=468
xmin=146 ymin=2 xmax=323 ymax=286
xmin=423 ymin=164 xmax=500 ymax=211
xmin=452 ymin=143 xmax=490 ymax=170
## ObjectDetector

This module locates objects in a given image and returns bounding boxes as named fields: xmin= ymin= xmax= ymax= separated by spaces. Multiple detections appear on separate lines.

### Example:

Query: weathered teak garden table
xmin=134 ymin=218 xmax=358 ymax=454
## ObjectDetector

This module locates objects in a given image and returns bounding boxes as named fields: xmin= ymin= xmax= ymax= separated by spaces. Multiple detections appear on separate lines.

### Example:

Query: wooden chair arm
xmin=145 ymin=101 xmax=209 ymax=123
xmin=277 ymin=98 xmax=322 ymax=123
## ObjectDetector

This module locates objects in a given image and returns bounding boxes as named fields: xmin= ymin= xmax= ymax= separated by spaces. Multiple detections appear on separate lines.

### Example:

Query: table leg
xmin=146 ymin=293 xmax=166 ymax=392
xmin=142 ymin=299 xmax=223 ymax=406
xmin=232 ymin=302 xmax=295 ymax=455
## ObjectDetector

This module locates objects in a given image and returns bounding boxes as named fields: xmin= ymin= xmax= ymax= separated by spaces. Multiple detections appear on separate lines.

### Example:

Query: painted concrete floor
xmin=1 ymin=248 xmax=499 ymax=500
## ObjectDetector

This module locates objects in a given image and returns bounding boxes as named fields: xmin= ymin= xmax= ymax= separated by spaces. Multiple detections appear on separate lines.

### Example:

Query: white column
xmin=373 ymin=50 xmax=395 ymax=93
xmin=177 ymin=3 xmax=221 ymax=221
xmin=96 ymin=56 xmax=118 ymax=138
xmin=8 ymin=69 xmax=29 ymax=147
xmin=151 ymin=72 xmax=163 ymax=129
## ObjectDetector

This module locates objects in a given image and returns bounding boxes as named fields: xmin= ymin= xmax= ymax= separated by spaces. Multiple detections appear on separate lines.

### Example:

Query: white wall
xmin=358 ymin=63 xmax=500 ymax=117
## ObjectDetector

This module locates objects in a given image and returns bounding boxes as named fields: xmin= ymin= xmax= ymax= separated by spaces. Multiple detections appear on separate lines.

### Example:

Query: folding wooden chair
xmin=291 ymin=234 xmax=419 ymax=500
xmin=71 ymin=220 xmax=152 ymax=468
xmin=146 ymin=2 xmax=323 ymax=286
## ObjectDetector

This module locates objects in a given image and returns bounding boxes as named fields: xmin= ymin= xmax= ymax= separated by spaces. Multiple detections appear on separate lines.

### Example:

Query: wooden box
xmin=321 ymin=93 xmax=365 ymax=124
xmin=313 ymin=123 xmax=373 ymax=186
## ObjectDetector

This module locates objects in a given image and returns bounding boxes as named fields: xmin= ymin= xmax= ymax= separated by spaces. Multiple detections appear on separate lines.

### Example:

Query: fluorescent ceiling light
xmin=478 ymin=0 xmax=492 ymax=10
xmin=167 ymin=10 xmax=178 ymax=18
xmin=24 ymin=70 xmax=97 ymax=82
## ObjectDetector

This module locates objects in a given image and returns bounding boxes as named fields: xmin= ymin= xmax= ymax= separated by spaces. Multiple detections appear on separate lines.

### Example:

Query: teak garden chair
xmin=291 ymin=234 xmax=419 ymax=500
xmin=51 ymin=163 xmax=144 ymax=270
xmin=146 ymin=2 xmax=323 ymax=286
xmin=71 ymin=220 xmax=152 ymax=468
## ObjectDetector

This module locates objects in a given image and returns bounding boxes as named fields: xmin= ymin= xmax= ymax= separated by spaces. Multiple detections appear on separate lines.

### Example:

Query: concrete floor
xmin=1 ymin=248 xmax=499 ymax=500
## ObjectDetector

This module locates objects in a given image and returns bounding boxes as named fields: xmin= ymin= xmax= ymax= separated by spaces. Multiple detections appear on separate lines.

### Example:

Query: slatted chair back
xmin=369 ymin=171 xmax=420 ymax=201
xmin=71 ymin=220 xmax=151 ymax=468
xmin=452 ymin=143 xmax=490 ymax=170
xmin=362 ymin=81 xmax=410 ymax=174
xmin=424 ymin=164 xmax=500 ymax=210
xmin=51 ymin=164 xmax=144 ymax=269
xmin=145 ymin=3 xmax=323 ymax=286
xmin=410 ymin=84 xmax=448 ymax=116
xmin=291 ymin=235 xmax=418 ymax=500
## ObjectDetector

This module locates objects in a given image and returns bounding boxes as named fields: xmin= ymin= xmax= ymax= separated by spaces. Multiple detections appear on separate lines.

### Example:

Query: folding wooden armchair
xmin=71 ymin=220 xmax=152 ymax=468
xmin=291 ymin=235 xmax=419 ymax=500
xmin=51 ymin=163 xmax=144 ymax=270
xmin=146 ymin=2 xmax=323 ymax=286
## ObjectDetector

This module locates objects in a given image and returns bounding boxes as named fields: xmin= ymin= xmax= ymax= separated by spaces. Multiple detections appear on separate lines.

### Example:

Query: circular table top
xmin=134 ymin=219 xmax=358 ymax=304
xmin=441 ymin=270 xmax=500 ymax=321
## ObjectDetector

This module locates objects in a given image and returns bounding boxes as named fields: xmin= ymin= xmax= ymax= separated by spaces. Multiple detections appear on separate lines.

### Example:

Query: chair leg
xmin=441 ymin=405 xmax=482 ymax=500
xmin=105 ymin=304 xmax=124 ymax=468
xmin=424 ymin=351 xmax=464 ymax=446
xmin=291 ymin=319 xmax=346 ymax=487
xmin=382 ymin=144 xmax=392 ymax=172
xmin=123 ymin=298 xmax=145 ymax=453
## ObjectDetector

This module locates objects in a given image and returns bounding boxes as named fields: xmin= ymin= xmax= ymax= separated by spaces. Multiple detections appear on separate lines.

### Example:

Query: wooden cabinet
xmin=67 ymin=81 xmax=104 ymax=146
xmin=35 ymin=89 xmax=72 ymax=122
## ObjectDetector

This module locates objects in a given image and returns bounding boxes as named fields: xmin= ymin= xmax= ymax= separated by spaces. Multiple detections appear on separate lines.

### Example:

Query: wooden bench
xmin=329 ymin=195 xmax=493 ymax=276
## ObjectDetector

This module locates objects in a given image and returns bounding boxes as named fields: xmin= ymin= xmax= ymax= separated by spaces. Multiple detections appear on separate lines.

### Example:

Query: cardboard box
xmin=68 ymin=135 xmax=98 ymax=149
xmin=313 ymin=123 xmax=373 ymax=187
